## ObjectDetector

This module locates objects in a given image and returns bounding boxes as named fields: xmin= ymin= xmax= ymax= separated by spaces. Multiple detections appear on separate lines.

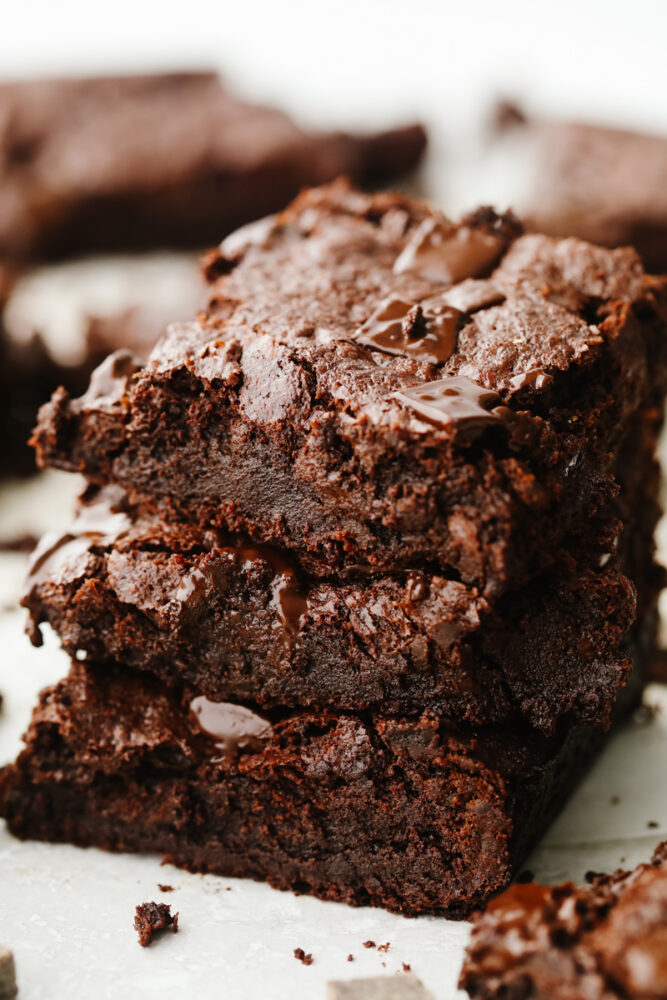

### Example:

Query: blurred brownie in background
xmin=0 ymin=71 xmax=427 ymax=263
xmin=492 ymin=107 xmax=667 ymax=273
xmin=531 ymin=121 xmax=667 ymax=274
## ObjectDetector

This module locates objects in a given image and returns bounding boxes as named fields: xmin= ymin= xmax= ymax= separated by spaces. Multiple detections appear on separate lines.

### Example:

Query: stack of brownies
xmin=1 ymin=180 xmax=666 ymax=917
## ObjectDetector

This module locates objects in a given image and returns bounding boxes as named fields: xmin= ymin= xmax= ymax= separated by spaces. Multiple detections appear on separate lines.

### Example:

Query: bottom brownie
xmin=0 ymin=662 xmax=640 ymax=918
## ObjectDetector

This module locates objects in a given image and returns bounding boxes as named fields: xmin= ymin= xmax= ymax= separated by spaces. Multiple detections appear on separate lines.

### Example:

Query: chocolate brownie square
xmin=529 ymin=121 xmax=667 ymax=274
xmin=22 ymin=485 xmax=636 ymax=734
xmin=0 ymin=661 xmax=640 ymax=918
xmin=0 ymin=73 xmax=426 ymax=263
xmin=32 ymin=182 xmax=667 ymax=595
xmin=490 ymin=108 xmax=667 ymax=272
xmin=0 ymin=253 xmax=205 ymax=475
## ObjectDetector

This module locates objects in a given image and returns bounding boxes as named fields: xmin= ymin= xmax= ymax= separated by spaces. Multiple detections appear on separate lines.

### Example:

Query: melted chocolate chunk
xmin=395 ymin=376 xmax=506 ymax=438
xmin=441 ymin=279 xmax=506 ymax=314
xmin=175 ymin=543 xmax=307 ymax=638
xmin=190 ymin=697 xmax=272 ymax=759
xmin=394 ymin=218 xmax=505 ymax=284
xmin=354 ymin=295 xmax=461 ymax=364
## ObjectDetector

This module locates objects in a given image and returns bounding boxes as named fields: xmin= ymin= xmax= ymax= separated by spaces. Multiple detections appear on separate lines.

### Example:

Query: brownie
xmin=0 ymin=253 xmax=205 ymax=475
xmin=33 ymin=182 xmax=667 ymax=593
xmin=460 ymin=842 xmax=667 ymax=999
xmin=529 ymin=122 xmax=667 ymax=274
xmin=22 ymin=486 xmax=636 ymax=735
xmin=491 ymin=109 xmax=667 ymax=273
xmin=0 ymin=73 xmax=426 ymax=264
xmin=0 ymin=661 xmax=637 ymax=919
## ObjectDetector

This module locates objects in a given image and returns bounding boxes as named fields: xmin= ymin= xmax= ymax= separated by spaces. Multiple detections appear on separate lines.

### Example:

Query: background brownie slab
xmin=0 ymin=72 xmax=426 ymax=263
xmin=0 ymin=662 xmax=638 ymax=919
xmin=33 ymin=183 xmax=667 ymax=592
xmin=460 ymin=842 xmax=667 ymax=999
xmin=22 ymin=487 xmax=635 ymax=734
xmin=529 ymin=121 xmax=667 ymax=274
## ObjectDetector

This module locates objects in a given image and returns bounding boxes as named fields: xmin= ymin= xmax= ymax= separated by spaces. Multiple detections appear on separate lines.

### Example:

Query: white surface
xmin=0 ymin=484 xmax=666 ymax=1000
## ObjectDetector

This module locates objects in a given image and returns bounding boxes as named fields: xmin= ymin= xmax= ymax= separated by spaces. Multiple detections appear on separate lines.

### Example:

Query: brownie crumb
xmin=347 ymin=954 xmax=355 ymax=962
xmin=610 ymin=795 xmax=621 ymax=805
xmin=648 ymin=820 xmax=659 ymax=828
xmin=491 ymin=99 xmax=528 ymax=134
xmin=515 ymin=869 xmax=534 ymax=883
xmin=157 ymin=884 xmax=174 ymax=892
xmin=363 ymin=940 xmax=376 ymax=949
xmin=134 ymin=902 xmax=179 ymax=947
xmin=0 ymin=945 xmax=17 ymax=999
xmin=378 ymin=942 xmax=390 ymax=953
xmin=294 ymin=948 xmax=313 ymax=965
xmin=403 ymin=962 xmax=412 ymax=972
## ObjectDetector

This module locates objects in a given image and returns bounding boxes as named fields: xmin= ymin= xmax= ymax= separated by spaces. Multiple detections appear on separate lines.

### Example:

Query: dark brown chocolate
xmin=394 ymin=375 xmax=507 ymax=437
xmin=190 ymin=697 xmax=272 ymax=758
xmin=354 ymin=296 xmax=461 ymax=364
xmin=393 ymin=217 xmax=506 ymax=284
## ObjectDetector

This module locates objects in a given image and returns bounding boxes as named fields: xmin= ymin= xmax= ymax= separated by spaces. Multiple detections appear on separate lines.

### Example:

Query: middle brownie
xmin=24 ymin=486 xmax=635 ymax=736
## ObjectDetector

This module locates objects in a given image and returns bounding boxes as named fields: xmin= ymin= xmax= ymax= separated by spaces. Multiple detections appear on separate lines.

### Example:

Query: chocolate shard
xmin=326 ymin=975 xmax=435 ymax=1000
xmin=354 ymin=295 xmax=461 ymax=364
xmin=394 ymin=215 xmax=507 ymax=284
xmin=190 ymin=698 xmax=273 ymax=758
xmin=394 ymin=375 xmax=507 ymax=438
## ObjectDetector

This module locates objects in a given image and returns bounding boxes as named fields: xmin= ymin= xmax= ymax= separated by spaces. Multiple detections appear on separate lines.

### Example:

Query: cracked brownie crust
xmin=23 ymin=487 xmax=635 ymax=735
xmin=32 ymin=182 xmax=667 ymax=592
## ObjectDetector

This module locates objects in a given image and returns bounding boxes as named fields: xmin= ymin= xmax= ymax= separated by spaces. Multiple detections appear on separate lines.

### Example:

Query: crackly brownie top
xmin=460 ymin=842 xmax=667 ymax=1000
xmin=119 ymin=178 xmax=652 ymax=442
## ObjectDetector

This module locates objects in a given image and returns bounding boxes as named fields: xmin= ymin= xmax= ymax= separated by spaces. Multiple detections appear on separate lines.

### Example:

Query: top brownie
xmin=33 ymin=182 xmax=667 ymax=590
xmin=0 ymin=73 xmax=426 ymax=262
